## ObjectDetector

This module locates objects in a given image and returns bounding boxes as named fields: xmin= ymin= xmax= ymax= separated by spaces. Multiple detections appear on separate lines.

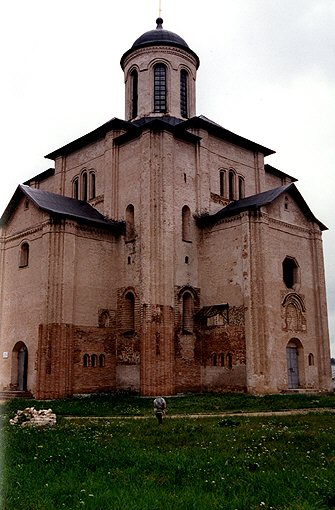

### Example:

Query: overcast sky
xmin=1 ymin=0 xmax=334 ymax=354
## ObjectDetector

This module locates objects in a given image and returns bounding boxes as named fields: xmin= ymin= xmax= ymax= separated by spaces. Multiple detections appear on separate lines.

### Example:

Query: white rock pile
xmin=9 ymin=407 xmax=56 ymax=427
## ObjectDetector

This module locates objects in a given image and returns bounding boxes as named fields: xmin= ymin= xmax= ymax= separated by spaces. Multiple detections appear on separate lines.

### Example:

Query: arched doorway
xmin=12 ymin=342 xmax=28 ymax=391
xmin=286 ymin=339 xmax=303 ymax=389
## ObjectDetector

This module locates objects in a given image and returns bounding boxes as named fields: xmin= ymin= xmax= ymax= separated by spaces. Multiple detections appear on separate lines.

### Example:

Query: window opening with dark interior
xmin=182 ymin=292 xmax=194 ymax=333
xmin=82 ymin=172 xmax=88 ymax=201
xmin=19 ymin=243 xmax=29 ymax=268
xmin=229 ymin=170 xmax=235 ymax=200
xmin=180 ymin=69 xmax=188 ymax=118
xmin=131 ymin=70 xmax=138 ymax=118
xmin=282 ymin=257 xmax=299 ymax=289
xmin=73 ymin=178 xmax=79 ymax=199
xmin=238 ymin=176 xmax=245 ymax=199
xmin=124 ymin=292 xmax=135 ymax=332
xmin=126 ymin=204 xmax=135 ymax=241
xmin=89 ymin=172 xmax=96 ymax=200
xmin=182 ymin=205 xmax=191 ymax=242
xmin=220 ymin=170 xmax=225 ymax=197
xmin=154 ymin=64 xmax=167 ymax=113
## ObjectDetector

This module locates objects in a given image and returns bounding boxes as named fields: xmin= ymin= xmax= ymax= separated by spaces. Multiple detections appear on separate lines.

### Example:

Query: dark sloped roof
xmin=184 ymin=115 xmax=275 ymax=157
xmin=265 ymin=164 xmax=297 ymax=182
xmin=114 ymin=116 xmax=200 ymax=146
xmin=24 ymin=168 xmax=55 ymax=185
xmin=120 ymin=18 xmax=200 ymax=69
xmin=0 ymin=185 xmax=123 ymax=233
xmin=43 ymin=113 xmax=274 ymax=162
xmin=45 ymin=117 xmax=132 ymax=160
xmin=197 ymin=183 xmax=327 ymax=230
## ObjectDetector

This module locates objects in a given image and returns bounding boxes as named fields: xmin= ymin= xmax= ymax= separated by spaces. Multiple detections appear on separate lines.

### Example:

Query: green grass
xmin=1 ymin=394 xmax=335 ymax=510
xmin=2 ymin=391 xmax=335 ymax=418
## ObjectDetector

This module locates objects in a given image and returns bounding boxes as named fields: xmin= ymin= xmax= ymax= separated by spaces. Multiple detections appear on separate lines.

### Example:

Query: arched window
xmin=282 ymin=257 xmax=299 ymax=289
xmin=227 ymin=353 xmax=233 ymax=369
xmin=91 ymin=354 xmax=97 ymax=368
xmin=238 ymin=176 xmax=245 ymax=199
xmin=220 ymin=170 xmax=226 ymax=197
xmin=154 ymin=64 xmax=167 ymax=113
xmin=229 ymin=170 xmax=235 ymax=201
xmin=212 ymin=353 xmax=217 ymax=367
xmin=73 ymin=178 xmax=79 ymax=199
xmin=81 ymin=172 xmax=88 ymax=201
xmin=89 ymin=172 xmax=96 ymax=200
xmin=182 ymin=205 xmax=191 ymax=242
xmin=126 ymin=204 xmax=135 ymax=241
xmin=182 ymin=292 xmax=194 ymax=333
xmin=219 ymin=353 xmax=225 ymax=367
xmin=99 ymin=354 xmax=106 ymax=368
xmin=19 ymin=242 xmax=29 ymax=268
xmin=308 ymin=353 xmax=314 ymax=366
xmin=131 ymin=70 xmax=138 ymax=119
xmin=124 ymin=292 xmax=135 ymax=332
xmin=180 ymin=69 xmax=188 ymax=118
xmin=83 ymin=354 xmax=90 ymax=367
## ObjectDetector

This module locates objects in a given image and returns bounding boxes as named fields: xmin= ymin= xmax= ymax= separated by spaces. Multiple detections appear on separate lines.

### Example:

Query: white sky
xmin=1 ymin=0 xmax=334 ymax=355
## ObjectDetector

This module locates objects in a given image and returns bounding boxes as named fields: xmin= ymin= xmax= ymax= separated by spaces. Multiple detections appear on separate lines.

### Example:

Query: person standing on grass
xmin=154 ymin=396 xmax=166 ymax=425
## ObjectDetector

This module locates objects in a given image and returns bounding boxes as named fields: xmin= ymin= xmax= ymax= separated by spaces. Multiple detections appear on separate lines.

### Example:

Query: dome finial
xmin=156 ymin=17 xmax=163 ymax=29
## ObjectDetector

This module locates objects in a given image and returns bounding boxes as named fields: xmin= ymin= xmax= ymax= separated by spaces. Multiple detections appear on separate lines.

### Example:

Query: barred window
xmin=131 ymin=70 xmax=138 ymax=119
xmin=180 ymin=69 xmax=188 ymax=118
xmin=154 ymin=64 xmax=167 ymax=113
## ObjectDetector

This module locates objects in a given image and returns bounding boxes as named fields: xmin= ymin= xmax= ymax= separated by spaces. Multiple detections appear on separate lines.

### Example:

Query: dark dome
xmin=121 ymin=18 xmax=199 ymax=69
xmin=132 ymin=18 xmax=189 ymax=49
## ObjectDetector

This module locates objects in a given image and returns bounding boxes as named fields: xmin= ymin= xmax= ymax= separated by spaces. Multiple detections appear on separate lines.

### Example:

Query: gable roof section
xmin=114 ymin=116 xmax=200 ymax=146
xmin=265 ymin=164 xmax=297 ymax=182
xmin=183 ymin=115 xmax=275 ymax=157
xmin=196 ymin=183 xmax=327 ymax=231
xmin=44 ymin=114 xmax=274 ymax=160
xmin=45 ymin=117 xmax=133 ymax=160
xmin=24 ymin=168 xmax=55 ymax=185
xmin=0 ymin=185 xmax=123 ymax=233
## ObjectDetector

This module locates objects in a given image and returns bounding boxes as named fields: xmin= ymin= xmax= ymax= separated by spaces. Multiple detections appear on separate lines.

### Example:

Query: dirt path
xmin=64 ymin=407 xmax=335 ymax=421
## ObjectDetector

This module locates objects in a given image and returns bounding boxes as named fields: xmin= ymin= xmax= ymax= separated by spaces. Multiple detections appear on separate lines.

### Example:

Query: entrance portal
xmin=12 ymin=342 xmax=28 ymax=391
xmin=286 ymin=345 xmax=299 ymax=389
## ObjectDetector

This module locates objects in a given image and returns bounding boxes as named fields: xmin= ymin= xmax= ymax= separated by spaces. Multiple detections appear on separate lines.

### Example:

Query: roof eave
xmin=45 ymin=118 xmax=133 ymax=160
xmin=184 ymin=116 xmax=275 ymax=157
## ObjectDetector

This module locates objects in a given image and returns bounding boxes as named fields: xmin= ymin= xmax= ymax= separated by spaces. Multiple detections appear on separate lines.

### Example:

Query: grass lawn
xmin=1 ymin=393 xmax=335 ymax=510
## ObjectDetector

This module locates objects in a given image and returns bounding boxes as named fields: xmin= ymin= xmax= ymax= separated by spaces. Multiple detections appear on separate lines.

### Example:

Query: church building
xmin=0 ymin=18 xmax=331 ymax=398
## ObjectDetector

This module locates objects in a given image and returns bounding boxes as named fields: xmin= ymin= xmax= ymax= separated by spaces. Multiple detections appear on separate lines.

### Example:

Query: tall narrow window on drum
xmin=180 ymin=69 xmax=188 ymax=118
xmin=182 ymin=292 xmax=193 ymax=333
xmin=154 ymin=64 xmax=167 ymax=113
xmin=131 ymin=70 xmax=138 ymax=119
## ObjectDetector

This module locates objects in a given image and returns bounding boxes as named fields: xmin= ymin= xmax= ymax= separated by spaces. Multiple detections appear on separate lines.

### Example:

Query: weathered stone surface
xmin=10 ymin=407 xmax=56 ymax=427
